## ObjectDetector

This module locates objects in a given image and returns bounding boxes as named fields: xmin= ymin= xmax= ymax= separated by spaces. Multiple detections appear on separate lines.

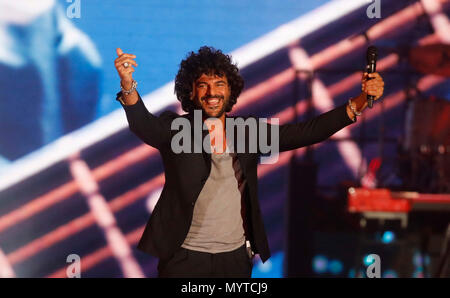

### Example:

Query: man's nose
xmin=206 ymin=85 xmax=218 ymax=97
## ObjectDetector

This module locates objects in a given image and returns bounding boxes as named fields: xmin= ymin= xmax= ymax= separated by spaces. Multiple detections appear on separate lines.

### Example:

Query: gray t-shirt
xmin=181 ymin=149 xmax=247 ymax=253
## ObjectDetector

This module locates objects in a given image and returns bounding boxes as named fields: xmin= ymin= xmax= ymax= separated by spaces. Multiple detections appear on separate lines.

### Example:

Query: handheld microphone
xmin=366 ymin=46 xmax=378 ymax=108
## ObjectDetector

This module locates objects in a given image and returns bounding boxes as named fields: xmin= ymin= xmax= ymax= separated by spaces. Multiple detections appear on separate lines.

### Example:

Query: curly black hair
xmin=174 ymin=46 xmax=244 ymax=114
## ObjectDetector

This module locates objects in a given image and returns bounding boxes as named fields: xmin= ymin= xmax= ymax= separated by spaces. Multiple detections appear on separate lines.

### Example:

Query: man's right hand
xmin=115 ymin=48 xmax=138 ymax=89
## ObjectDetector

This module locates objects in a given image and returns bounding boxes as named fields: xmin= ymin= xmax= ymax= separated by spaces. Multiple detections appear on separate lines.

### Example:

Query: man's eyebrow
xmin=195 ymin=79 xmax=227 ymax=85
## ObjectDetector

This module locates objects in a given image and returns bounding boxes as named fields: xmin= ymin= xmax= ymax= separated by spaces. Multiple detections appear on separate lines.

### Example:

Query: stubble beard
xmin=199 ymin=95 xmax=229 ymax=119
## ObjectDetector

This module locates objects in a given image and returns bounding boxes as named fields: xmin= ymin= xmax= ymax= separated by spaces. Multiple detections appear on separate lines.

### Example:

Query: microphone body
xmin=366 ymin=46 xmax=378 ymax=108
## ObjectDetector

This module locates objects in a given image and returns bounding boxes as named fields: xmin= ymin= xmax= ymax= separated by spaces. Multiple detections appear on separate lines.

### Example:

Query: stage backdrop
xmin=0 ymin=0 xmax=330 ymax=164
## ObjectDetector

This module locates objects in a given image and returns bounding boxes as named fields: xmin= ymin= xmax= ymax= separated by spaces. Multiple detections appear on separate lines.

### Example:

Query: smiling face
xmin=190 ymin=73 xmax=231 ymax=119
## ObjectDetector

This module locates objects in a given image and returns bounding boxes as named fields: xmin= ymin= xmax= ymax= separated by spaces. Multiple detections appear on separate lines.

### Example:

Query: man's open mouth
xmin=203 ymin=98 xmax=222 ymax=109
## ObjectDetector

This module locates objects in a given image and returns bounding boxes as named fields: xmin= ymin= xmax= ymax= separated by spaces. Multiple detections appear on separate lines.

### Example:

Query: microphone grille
xmin=367 ymin=46 xmax=378 ymax=60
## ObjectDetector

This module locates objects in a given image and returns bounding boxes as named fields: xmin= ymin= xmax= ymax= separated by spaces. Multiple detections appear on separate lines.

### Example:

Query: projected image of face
xmin=0 ymin=0 xmax=101 ymax=163
xmin=191 ymin=73 xmax=231 ymax=119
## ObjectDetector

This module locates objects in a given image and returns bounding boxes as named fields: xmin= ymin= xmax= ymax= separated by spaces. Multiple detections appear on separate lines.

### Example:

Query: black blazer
xmin=118 ymin=92 xmax=355 ymax=262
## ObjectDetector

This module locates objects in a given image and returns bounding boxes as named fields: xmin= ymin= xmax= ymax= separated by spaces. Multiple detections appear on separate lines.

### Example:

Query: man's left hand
xmin=362 ymin=72 xmax=384 ymax=101
xmin=346 ymin=72 xmax=385 ymax=120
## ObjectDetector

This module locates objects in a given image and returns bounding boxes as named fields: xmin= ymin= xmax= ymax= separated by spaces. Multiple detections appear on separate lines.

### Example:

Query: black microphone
xmin=366 ymin=46 xmax=378 ymax=108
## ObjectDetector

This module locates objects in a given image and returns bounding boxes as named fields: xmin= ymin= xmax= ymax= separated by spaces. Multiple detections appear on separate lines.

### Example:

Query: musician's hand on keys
xmin=114 ymin=48 xmax=137 ymax=89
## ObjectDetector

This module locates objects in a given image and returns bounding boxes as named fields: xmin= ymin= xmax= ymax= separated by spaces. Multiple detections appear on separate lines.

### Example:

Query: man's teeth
xmin=206 ymin=98 xmax=220 ymax=105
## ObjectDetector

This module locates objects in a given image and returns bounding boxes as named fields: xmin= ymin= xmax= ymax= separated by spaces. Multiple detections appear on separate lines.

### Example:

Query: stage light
xmin=413 ymin=269 xmax=424 ymax=278
xmin=252 ymin=252 xmax=283 ymax=278
xmin=413 ymin=253 xmax=422 ymax=267
xmin=413 ymin=251 xmax=431 ymax=267
xmin=363 ymin=254 xmax=375 ymax=266
xmin=348 ymin=268 xmax=365 ymax=278
xmin=382 ymin=269 xmax=398 ymax=278
xmin=328 ymin=259 xmax=343 ymax=275
xmin=412 ymin=269 xmax=426 ymax=278
xmin=312 ymin=255 xmax=328 ymax=274
xmin=258 ymin=259 xmax=272 ymax=273
xmin=381 ymin=231 xmax=395 ymax=244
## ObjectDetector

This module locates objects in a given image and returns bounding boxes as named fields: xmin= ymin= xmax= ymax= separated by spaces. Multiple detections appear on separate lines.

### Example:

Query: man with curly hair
xmin=114 ymin=46 xmax=384 ymax=278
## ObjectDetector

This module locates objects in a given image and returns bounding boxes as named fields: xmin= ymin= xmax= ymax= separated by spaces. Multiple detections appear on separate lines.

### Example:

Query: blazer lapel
xmin=228 ymin=115 xmax=249 ymax=178
xmin=202 ymin=127 xmax=211 ymax=171
xmin=187 ymin=111 xmax=212 ymax=172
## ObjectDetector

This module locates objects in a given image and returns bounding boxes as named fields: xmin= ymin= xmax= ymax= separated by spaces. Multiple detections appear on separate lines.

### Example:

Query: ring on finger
xmin=123 ymin=62 xmax=129 ymax=68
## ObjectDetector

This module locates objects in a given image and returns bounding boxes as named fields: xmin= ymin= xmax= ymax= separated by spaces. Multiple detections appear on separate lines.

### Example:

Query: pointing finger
xmin=116 ymin=48 xmax=123 ymax=57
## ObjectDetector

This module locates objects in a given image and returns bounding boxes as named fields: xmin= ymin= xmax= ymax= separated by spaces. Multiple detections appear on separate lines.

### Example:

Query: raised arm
xmin=264 ymin=72 xmax=384 ymax=152
xmin=274 ymin=102 xmax=354 ymax=152
xmin=114 ymin=48 xmax=173 ymax=149
xmin=114 ymin=48 xmax=139 ymax=105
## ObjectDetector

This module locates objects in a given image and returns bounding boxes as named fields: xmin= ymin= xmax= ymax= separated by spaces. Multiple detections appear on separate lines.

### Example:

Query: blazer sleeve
xmin=117 ymin=91 xmax=175 ymax=149
xmin=263 ymin=103 xmax=356 ymax=153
